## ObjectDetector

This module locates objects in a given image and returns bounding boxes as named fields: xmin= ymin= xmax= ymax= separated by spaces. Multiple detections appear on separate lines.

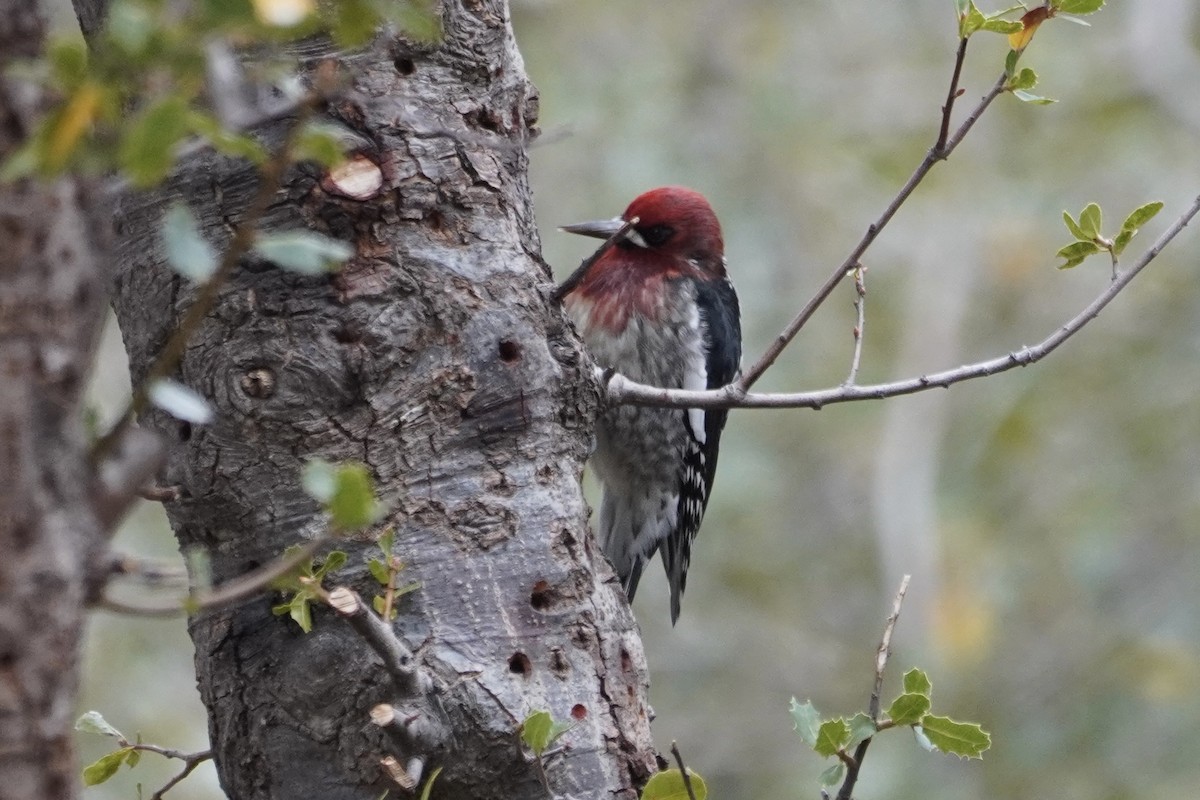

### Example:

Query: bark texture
xmin=0 ymin=3 xmax=111 ymax=798
xmin=86 ymin=1 xmax=657 ymax=797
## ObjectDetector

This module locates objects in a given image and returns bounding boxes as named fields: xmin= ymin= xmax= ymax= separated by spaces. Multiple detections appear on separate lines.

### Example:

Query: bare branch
xmin=935 ymin=37 xmax=970 ymax=154
xmin=329 ymin=587 xmax=425 ymax=696
xmin=843 ymin=266 xmax=867 ymax=387
xmin=606 ymin=193 xmax=1200 ymax=410
xmin=112 ymin=741 xmax=212 ymax=800
xmin=736 ymin=72 xmax=1008 ymax=392
xmin=835 ymin=574 xmax=911 ymax=800
xmin=670 ymin=741 xmax=699 ymax=800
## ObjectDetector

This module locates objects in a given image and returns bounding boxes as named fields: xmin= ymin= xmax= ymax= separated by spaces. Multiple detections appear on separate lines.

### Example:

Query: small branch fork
xmin=843 ymin=265 xmax=867 ymax=387
xmin=830 ymin=574 xmax=911 ymax=800
xmin=118 ymin=741 xmax=213 ymax=800
xmin=328 ymin=587 xmax=448 ymax=793
xmin=605 ymin=192 xmax=1200 ymax=411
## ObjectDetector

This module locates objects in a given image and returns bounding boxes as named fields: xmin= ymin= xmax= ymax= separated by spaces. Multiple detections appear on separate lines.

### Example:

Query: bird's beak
xmin=561 ymin=216 xmax=648 ymax=248
xmin=559 ymin=217 xmax=628 ymax=240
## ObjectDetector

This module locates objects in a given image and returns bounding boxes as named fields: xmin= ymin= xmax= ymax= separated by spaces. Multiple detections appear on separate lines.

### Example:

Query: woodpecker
xmin=558 ymin=186 xmax=742 ymax=623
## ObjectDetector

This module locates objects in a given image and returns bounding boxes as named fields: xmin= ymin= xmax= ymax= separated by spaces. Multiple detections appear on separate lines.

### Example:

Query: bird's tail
xmin=597 ymin=488 xmax=674 ymax=605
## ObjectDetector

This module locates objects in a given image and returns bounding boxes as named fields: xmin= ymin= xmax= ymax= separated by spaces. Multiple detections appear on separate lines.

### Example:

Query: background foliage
xmin=69 ymin=1 xmax=1200 ymax=797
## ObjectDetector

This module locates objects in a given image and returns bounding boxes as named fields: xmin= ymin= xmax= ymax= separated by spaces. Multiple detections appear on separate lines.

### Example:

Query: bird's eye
xmin=639 ymin=224 xmax=674 ymax=247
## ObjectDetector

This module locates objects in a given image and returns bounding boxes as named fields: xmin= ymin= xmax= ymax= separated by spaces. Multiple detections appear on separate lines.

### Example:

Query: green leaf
xmin=847 ymin=713 xmax=876 ymax=748
xmin=418 ymin=765 xmax=443 ymax=800
xmin=980 ymin=17 xmax=1022 ymax=34
xmin=1062 ymin=211 xmax=1088 ymax=241
xmin=1056 ymin=240 xmax=1102 ymax=269
xmin=313 ymin=550 xmax=347 ymax=580
xmin=289 ymin=596 xmax=313 ymax=633
xmin=372 ymin=594 xmax=390 ymax=617
xmin=301 ymin=459 xmax=337 ymax=504
xmin=327 ymin=464 xmax=382 ymax=530
xmin=818 ymin=762 xmax=845 ymax=788
xmin=1113 ymin=201 xmax=1164 ymax=255
xmin=368 ymin=557 xmax=391 ymax=586
xmin=1007 ymin=67 xmax=1037 ymax=91
xmin=378 ymin=527 xmax=396 ymax=556
xmin=124 ymin=748 xmax=140 ymax=768
xmin=1079 ymin=203 xmax=1103 ymax=239
xmin=394 ymin=580 xmax=421 ymax=598
xmin=294 ymin=122 xmax=347 ymax=167
xmin=521 ymin=710 xmax=573 ymax=757
xmin=82 ymin=749 xmax=132 ymax=785
xmin=959 ymin=1 xmax=986 ymax=37
xmin=903 ymin=668 xmax=932 ymax=697
xmin=886 ymin=693 xmax=931 ymax=726
xmin=75 ymin=711 xmax=124 ymax=739
xmin=120 ymin=95 xmax=189 ymax=187
xmin=789 ymin=698 xmax=820 ymax=747
xmin=814 ymin=718 xmax=850 ymax=758
xmin=325 ymin=0 xmax=380 ymax=48
xmin=161 ymin=202 xmax=218 ymax=282
xmin=641 ymin=768 xmax=708 ymax=800
xmin=253 ymin=230 xmax=353 ymax=274
xmin=48 ymin=39 xmax=89 ymax=87
xmin=186 ymin=111 xmax=268 ymax=165
xmin=1055 ymin=0 xmax=1104 ymax=14
xmin=148 ymin=379 xmax=214 ymax=424
xmin=1012 ymin=90 xmax=1056 ymax=104
xmin=1004 ymin=49 xmax=1020 ymax=78
xmin=920 ymin=715 xmax=992 ymax=758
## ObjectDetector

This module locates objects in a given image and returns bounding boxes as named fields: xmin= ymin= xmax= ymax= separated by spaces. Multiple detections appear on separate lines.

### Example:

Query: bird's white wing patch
xmin=682 ymin=306 xmax=708 ymax=444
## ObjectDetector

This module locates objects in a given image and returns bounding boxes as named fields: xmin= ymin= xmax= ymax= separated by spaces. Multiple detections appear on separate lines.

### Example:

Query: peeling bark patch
xmin=507 ymin=651 xmax=531 ymax=678
xmin=240 ymin=367 xmax=276 ymax=399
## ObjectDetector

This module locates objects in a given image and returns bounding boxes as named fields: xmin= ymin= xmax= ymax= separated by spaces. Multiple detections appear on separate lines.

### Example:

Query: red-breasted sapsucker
xmin=559 ymin=186 xmax=742 ymax=623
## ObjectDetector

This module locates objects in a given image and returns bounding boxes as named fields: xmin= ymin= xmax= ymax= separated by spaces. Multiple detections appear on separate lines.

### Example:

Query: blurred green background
xmin=75 ymin=1 xmax=1200 ymax=798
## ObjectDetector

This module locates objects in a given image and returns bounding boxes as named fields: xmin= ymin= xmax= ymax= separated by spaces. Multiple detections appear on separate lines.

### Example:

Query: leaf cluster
xmin=1058 ymin=201 xmax=1164 ymax=269
xmin=368 ymin=527 xmax=420 ymax=620
xmin=1 ymin=0 xmax=440 ymax=184
xmin=75 ymin=711 xmax=141 ymax=787
xmin=270 ymin=546 xmax=347 ymax=632
xmin=791 ymin=668 xmax=991 ymax=788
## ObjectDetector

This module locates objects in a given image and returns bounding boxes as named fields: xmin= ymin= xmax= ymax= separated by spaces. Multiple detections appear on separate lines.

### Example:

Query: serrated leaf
xmin=960 ymin=1 xmax=986 ymax=37
xmin=1056 ymin=240 xmax=1102 ymax=268
xmin=82 ymin=749 xmax=132 ymax=785
xmin=1079 ymin=203 xmax=1103 ymax=239
xmin=1062 ymin=211 xmax=1088 ymax=241
xmin=887 ymin=692 xmax=931 ymax=726
xmin=847 ymin=713 xmax=876 ymax=748
xmin=814 ymin=718 xmax=850 ymax=758
xmin=368 ymin=557 xmax=391 ymax=586
xmin=789 ymin=698 xmax=820 ymax=747
xmin=1056 ymin=0 xmax=1104 ymax=14
xmin=120 ymin=95 xmax=189 ymax=188
xmin=920 ymin=715 xmax=991 ymax=758
xmin=818 ymin=762 xmax=845 ymax=788
xmin=253 ymin=230 xmax=353 ymax=274
xmin=1012 ymin=90 xmax=1056 ymax=104
xmin=75 ymin=711 xmax=124 ymax=739
xmin=521 ymin=710 xmax=572 ymax=757
xmin=641 ymin=768 xmax=708 ymax=800
xmin=161 ymin=202 xmax=218 ymax=282
xmin=148 ymin=379 xmax=214 ymax=424
xmin=903 ymin=668 xmax=932 ymax=697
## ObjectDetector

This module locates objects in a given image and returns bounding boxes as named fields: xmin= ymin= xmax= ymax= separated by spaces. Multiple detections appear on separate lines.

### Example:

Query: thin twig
xmin=605 ymin=193 xmax=1200 ymax=410
xmin=550 ymin=216 xmax=640 ymax=303
xmin=90 ymin=92 xmax=322 ymax=464
xmin=93 ymin=537 xmax=327 ymax=616
xmin=114 ymin=742 xmax=212 ymax=800
xmin=935 ymin=37 xmax=970 ymax=154
xmin=834 ymin=574 xmax=911 ymax=800
xmin=670 ymin=741 xmax=699 ymax=800
xmin=844 ymin=265 xmax=867 ymax=386
xmin=736 ymin=72 xmax=1008 ymax=393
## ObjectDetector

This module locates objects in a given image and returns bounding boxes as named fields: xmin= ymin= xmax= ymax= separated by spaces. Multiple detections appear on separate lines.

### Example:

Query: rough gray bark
xmin=0 ymin=3 xmax=111 ymax=798
xmin=78 ymin=0 xmax=657 ymax=797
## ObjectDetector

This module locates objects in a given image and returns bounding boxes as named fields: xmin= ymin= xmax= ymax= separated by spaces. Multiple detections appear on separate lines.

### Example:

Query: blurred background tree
xmin=70 ymin=1 xmax=1200 ymax=798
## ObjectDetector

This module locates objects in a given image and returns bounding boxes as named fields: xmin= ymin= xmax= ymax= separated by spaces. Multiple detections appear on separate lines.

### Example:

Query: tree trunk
xmin=0 ymin=3 xmax=111 ymax=798
xmin=81 ymin=0 xmax=656 ymax=797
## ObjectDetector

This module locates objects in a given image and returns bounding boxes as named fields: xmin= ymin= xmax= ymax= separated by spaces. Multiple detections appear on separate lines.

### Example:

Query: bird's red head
xmin=618 ymin=186 xmax=725 ymax=273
